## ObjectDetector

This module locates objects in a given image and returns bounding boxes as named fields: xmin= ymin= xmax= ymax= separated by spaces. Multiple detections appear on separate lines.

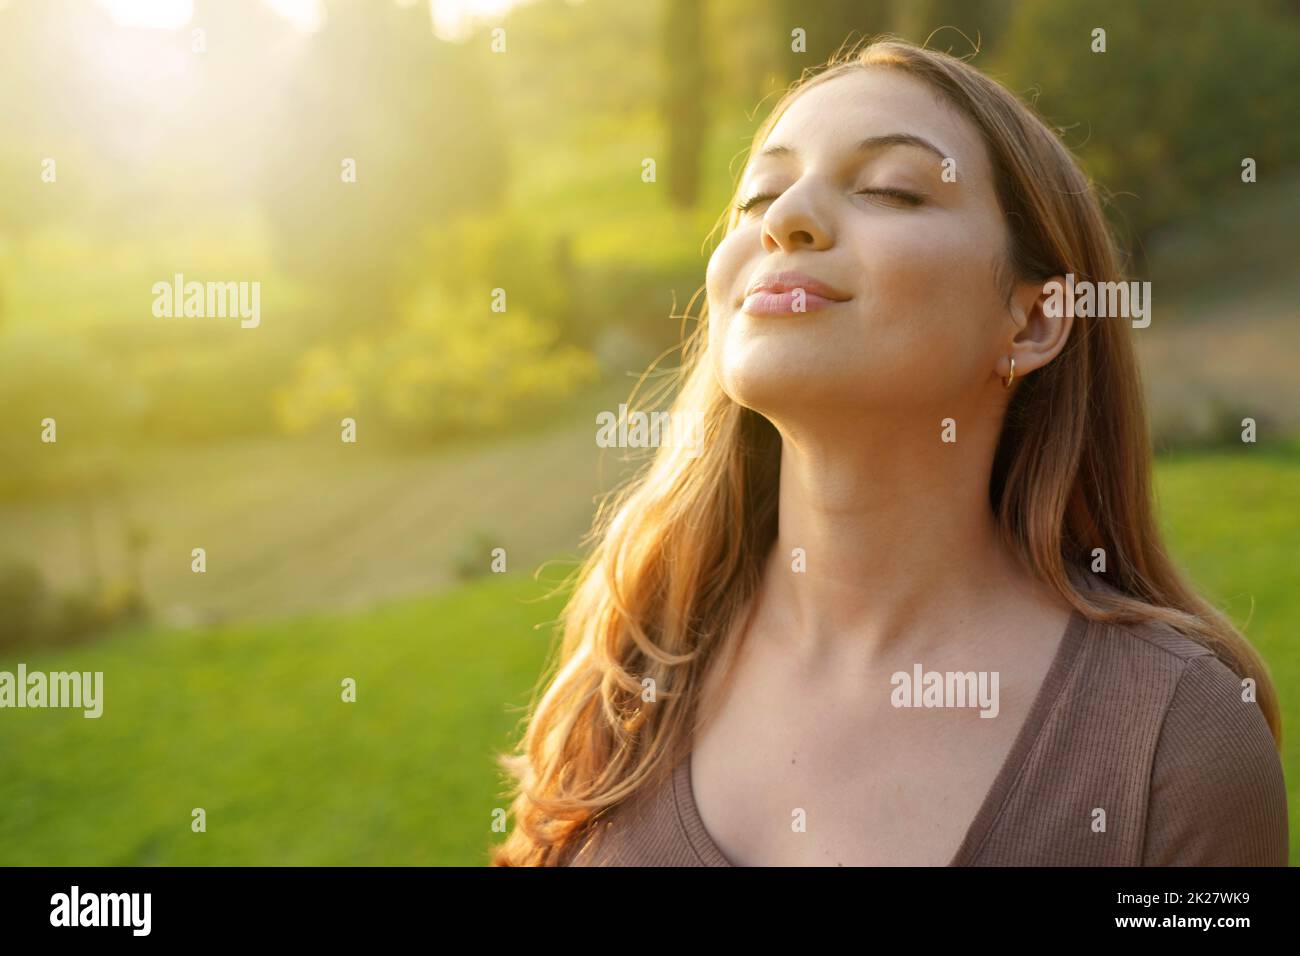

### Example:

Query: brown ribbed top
xmin=563 ymin=609 xmax=1289 ymax=866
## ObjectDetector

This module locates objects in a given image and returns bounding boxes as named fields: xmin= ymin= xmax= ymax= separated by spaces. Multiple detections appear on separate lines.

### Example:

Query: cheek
xmin=705 ymin=232 xmax=749 ymax=353
xmin=855 ymin=218 xmax=1005 ymax=359
xmin=705 ymin=230 xmax=748 ymax=312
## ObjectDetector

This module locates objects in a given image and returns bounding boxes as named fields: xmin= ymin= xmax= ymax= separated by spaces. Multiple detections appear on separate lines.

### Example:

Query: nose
xmin=760 ymin=182 xmax=833 ymax=253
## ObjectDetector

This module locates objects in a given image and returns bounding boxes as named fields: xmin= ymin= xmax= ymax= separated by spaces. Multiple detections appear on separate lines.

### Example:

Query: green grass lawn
xmin=0 ymin=571 xmax=566 ymax=865
xmin=1 ymin=442 xmax=1296 ymax=865
xmin=1154 ymin=439 xmax=1300 ymax=865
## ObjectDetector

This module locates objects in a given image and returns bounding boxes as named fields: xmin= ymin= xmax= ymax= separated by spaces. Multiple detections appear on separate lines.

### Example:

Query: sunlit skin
xmin=692 ymin=68 xmax=1079 ymax=866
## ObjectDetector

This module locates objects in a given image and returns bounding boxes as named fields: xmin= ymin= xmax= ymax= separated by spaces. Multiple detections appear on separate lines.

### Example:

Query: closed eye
xmin=735 ymin=187 xmax=924 ymax=214
xmin=735 ymin=192 xmax=777 ymax=214
xmin=856 ymin=187 xmax=924 ymax=206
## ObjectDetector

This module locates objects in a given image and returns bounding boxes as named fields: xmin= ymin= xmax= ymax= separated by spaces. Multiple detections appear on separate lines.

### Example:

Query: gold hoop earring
xmin=1003 ymin=355 xmax=1015 ymax=389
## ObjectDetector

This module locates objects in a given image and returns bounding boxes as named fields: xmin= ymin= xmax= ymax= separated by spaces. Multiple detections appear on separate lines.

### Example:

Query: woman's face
xmin=706 ymin=68 xmax=1019 ymax=422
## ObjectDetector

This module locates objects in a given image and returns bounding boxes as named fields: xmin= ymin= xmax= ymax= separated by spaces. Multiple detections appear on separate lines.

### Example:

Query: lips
xmin=744 ymin=270 xmax=851 ymax=301
xmin=741 ymin=270 xmax=852 ymax=316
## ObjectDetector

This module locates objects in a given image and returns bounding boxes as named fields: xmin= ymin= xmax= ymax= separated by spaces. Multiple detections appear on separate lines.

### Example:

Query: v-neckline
xmin=673 ymin=607 xmax=1090 ymax=867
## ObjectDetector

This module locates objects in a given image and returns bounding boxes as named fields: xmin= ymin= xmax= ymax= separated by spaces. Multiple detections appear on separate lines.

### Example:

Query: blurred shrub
xmin=999 ymin=0 xmax=1300 ymax=258
xmin=272 ymin=283 xmax=598 ymax=442
xmin=0 ymin=561 xmax=54 ymax=649
xmin=421 ymin=212 xmax=578 ymax=337
xmin=1149 ymin=387 xmax=1291 ymax=453
xmin=0 ymin=560 xmax=149 ymax=651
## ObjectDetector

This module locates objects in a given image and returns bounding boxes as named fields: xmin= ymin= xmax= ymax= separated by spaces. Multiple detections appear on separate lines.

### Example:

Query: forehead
xmin=747 ymin=67 xmax=993 ymax=184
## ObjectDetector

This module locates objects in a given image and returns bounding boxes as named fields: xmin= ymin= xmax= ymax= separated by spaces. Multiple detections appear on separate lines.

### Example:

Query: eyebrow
xmin=755 ymin=133 xmax=949 ymax=163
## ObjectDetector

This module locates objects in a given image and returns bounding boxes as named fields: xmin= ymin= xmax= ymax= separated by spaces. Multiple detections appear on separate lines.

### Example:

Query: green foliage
xmin=381 ymin=288 xmax=599 ymax=436
xmin=2 ymin=0 xmax=1292 ymax=486
xmin=421 ymin=212 xmax=580 ymax=342
xmin=272 ymin=283 xmax=599 ymax=442
xmin=998 ymin=0 xmax=1300 ymax=255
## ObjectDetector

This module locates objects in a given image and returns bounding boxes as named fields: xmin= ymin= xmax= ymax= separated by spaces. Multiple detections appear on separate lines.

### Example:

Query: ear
xmin=1001 ymin=274 xmax=1073 ymax=381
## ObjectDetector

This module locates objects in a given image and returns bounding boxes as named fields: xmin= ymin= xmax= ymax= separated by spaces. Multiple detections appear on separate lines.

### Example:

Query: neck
xmin=759 ymin=411 xmax=1024 ymax=659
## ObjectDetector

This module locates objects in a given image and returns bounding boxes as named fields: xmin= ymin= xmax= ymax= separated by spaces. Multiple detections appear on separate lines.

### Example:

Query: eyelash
xmin=735 ymin=187 xmax=923 ymax=213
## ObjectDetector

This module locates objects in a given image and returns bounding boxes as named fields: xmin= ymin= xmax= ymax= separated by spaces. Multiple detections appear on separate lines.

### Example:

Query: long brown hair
xmin=490 ymin=36 xmax=1282 ymax=866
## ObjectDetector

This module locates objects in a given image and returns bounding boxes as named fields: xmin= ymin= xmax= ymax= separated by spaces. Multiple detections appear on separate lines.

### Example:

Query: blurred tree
xmin=660 ymin=0 xmax=708 ymax=207
xmin=776 ymin=0 xmax=894 ymax=80
xmin=255 ymin=0 xmax=509 ymax=337
xmin=491 ymin=0 xmax=660 ymax=144
xmin=706 ymin=0 xmax=785 ymax=110
xmin=892 ymin=0 xmax=1013 ymax=55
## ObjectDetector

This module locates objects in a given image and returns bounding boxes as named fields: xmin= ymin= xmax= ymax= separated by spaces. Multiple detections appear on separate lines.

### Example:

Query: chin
xmin=714 ymin=353 xmax=824 ymax=419
xmin=710 ymin=313 xmax=880 ymax=417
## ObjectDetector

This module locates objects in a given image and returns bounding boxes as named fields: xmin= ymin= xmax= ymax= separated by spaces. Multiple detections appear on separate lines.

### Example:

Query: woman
xmin=491 ymin=38 xmax=1288 ymax=866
